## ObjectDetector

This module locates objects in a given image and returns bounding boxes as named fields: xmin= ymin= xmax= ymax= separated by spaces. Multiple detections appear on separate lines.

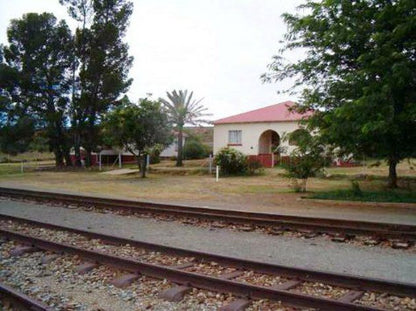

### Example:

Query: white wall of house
xmin=160 ymin=137 xmax=186 ymax=158
xmin=213 ymin=121 xmax=301 ymax=156
xmin=160 ymin=141 xmax=178 ymax=157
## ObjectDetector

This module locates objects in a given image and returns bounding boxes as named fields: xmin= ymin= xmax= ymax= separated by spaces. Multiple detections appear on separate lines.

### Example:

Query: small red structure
xmin=249 ymin=154 xmax=273 ymax=168
xmin=248 ymin=154 xmax=290 ymax=168
xmin=69 ymin=148 xmax=136 ymax=167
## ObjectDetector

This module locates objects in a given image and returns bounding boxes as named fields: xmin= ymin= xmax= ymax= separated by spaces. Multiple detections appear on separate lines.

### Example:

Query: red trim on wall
xmin=249 ymin=154 xmax=273 ymax=168
xmin=248 ymin=154 xmax=291 ymax=168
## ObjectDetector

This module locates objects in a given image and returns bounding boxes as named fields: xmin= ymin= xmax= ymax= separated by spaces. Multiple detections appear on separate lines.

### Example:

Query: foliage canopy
xmin=264 ymin=0 xmax=416 ymax=188
xmin=60 ymin=0 xmax=134 ymax=166
xmin=102 ymin=98 xmax=172 ymax=177
xmin=0 ymin=13 xmax=73 ymax=165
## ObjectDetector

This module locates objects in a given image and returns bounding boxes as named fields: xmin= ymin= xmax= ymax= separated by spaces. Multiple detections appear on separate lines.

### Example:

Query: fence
xmin=0 ymin=160 xmax=55 ymax=175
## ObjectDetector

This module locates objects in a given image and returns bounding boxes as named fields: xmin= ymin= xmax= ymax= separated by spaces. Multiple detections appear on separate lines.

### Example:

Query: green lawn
xmin=0 ymin=160 xmax=55 ymax=176
xmin=310 ymin=189 xmax=416 ymax=203
xmin=0 ymin=162 xmax=23 ymax=175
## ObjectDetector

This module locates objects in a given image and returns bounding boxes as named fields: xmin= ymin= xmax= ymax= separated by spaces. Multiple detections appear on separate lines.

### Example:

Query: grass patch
xmin=310 ymin=189 xmax=416 ymax=203
xmin=0 ymin=161 xmax=55 ymax=177
xmin=0 ymin=152 xmax=54 ymax=163
xmin=0 ymin=163 xmax=23 ymax=175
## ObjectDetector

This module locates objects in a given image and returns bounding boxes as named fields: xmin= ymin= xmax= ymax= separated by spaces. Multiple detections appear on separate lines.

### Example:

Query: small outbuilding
xmin=213 ymin=101 xmax=311 ymax=167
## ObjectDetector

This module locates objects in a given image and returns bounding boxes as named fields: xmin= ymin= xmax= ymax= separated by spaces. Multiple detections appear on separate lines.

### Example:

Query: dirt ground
xmin=0 ymin=159 xmax=415 ymax=223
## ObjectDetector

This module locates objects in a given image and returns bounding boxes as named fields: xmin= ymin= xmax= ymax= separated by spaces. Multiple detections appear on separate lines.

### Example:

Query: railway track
xmin=0 ymin=187 xmax=415 ymax=242
xmin=0 ymin=215 xmax=415 ymax=311
xmin=0 ymin=282 xmax=51 ymax=311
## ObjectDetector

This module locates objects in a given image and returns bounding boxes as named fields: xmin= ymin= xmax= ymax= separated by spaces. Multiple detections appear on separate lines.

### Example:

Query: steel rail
xmin=0 ymin=187 xmax=415 ymax=240
xmin=0 ymin=282 xmax=51 ymax=311
xmin=1 ymin=214 xmax=415 ymax=300
xmin=1 ymin=228 xmax=387 ymax=311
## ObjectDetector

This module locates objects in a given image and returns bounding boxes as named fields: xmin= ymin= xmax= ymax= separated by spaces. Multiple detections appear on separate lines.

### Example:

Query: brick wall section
xmin=248 ymin=155 xmax=292 ymax=168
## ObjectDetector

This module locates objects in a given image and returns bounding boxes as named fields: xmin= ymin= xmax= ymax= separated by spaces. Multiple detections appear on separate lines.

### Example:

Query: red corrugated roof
xmin=214 ymin=101 xmax=312 ymax=124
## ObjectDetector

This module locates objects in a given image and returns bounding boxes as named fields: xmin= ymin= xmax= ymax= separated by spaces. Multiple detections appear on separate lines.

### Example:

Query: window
xmin=228 ymin=130 xmax=242 ymax=145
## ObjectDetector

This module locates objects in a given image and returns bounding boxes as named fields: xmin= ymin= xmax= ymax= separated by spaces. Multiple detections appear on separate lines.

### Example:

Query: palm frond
xmin=160 ymin=89 xmax=212 ymax=127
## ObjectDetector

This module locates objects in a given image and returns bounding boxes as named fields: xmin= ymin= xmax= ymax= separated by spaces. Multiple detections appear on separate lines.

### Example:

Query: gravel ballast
xmin=0 ymin=198 xmax=415 ymax=285
xmin=0 ymin=240 xmax=309 ymax=310
xmin=2 ymin=216 xmax=416 ymax=309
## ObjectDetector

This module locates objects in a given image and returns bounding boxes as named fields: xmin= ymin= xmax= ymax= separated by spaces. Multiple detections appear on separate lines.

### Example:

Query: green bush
xmin=183 ymin=139 xmax=209 ymax=159
xmin=247 ymin=158 xmax=264 ymax=175
xmin=148 ymin=144 xmax=163 ymax=164
xmin=351 ymin=180 xmax=362 ymax=196
xmin=280 ymin=130 xmax=328 ymax=192
xmin=214 ymin=147 xmax=248 ymax=175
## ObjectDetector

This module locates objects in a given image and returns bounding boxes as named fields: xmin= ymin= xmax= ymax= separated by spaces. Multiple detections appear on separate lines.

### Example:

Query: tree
xmin=59 ymin=0 xmax=93 ymax=167
xmin=264 ymin=0 xmax=416 ymax=188
xmin=0 ymin=53 xmax=34 ymax=155
xmin=282 ymin=130 xmax=327 ymax=192
xmin=0 ymin=117 xmax=35 ymax=156
xmin=60 ymin=0 xmax=134 ymax=167
xmin=0 ymin=13 xmax=73 ymax=166
xmin=102 ymin=98 xmax=171 ymax=178
xmin=160 ymin=90 xmax=211 ymax=167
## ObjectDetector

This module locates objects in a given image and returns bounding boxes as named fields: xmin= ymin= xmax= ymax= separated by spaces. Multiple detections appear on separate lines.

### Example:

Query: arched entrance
xmin=258 ymin=130 xmax=280 ymax=167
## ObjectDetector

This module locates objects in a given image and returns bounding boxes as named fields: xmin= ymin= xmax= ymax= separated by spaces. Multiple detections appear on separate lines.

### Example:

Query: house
xmin=70 ymin=134 xmax=188 ymax=166
xmin=159 ymin=132 xmax=188 ymax=158
xmin=213 ymin=101 xmax=312 ymax=167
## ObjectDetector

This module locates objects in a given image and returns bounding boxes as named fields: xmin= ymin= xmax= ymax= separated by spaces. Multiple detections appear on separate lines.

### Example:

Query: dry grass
xmin=0 ymin=152 xmax=54 ymax=162
xmin=0 ymin=165 xmax=348 ymax=208
xmin=0 ymin=158 xmax=414 ymax=213
xmin=151 ymin=159 xmax=210 ymax=168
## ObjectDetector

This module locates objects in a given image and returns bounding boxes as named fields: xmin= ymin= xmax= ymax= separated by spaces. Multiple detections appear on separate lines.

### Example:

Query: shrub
xmin=286 ymin=155 xmax=324 ymax=179
xmin=214 ymin=147 xmax=247 ymax=175
xmin=247 ymin=158 xmax=264 ymax=175
xmin=282 ymin=130 xmax=328 ymax=192
xmin=351 ymin=180 xmax=362 ymax=196
xmin=183 ymin=138 xmax=209 ymax=159
xmin=148 ymin=144 xmax=163 ymax=164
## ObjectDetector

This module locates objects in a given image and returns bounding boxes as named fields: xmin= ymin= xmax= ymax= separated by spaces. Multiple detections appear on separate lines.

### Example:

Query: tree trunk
xmin=292 ymin=178 xmax=307 ymax=192
xmin=138 ymin=154 xmax=147 ymax=178
xmin=70 ymin=53 xmax=81 ymax=167
xmin=64 ymin=149 xmax=72 ymax=167
xmin=73 ymin=131 xmax=82 ymax=167
xmin=387 ymin=158 xmax=398 ymax=188
xmin=176 ymin=128 xmax=183 ymax=167
xmin=85 ymin=148 xmax=93 ymax=167
xmin=300 ymin=178 xmax=307 ymax=192
xmin=54 ymin=150 xmax=64 ymax=167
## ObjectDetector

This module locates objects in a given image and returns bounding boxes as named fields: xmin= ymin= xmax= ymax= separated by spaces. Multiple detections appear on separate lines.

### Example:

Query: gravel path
xmin=0 ymin=199 xmax=415 ymax=285
xmin=1 ymin=183 xmax=416 ymax=225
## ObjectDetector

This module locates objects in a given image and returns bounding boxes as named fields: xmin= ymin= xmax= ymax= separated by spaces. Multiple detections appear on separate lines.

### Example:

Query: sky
xmin=0 ymin=0 xmax=305 ymax=121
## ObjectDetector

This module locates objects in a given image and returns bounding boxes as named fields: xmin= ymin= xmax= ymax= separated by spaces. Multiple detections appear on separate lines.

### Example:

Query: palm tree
xmin=160 ymin=90 xmax=211 ymax=166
